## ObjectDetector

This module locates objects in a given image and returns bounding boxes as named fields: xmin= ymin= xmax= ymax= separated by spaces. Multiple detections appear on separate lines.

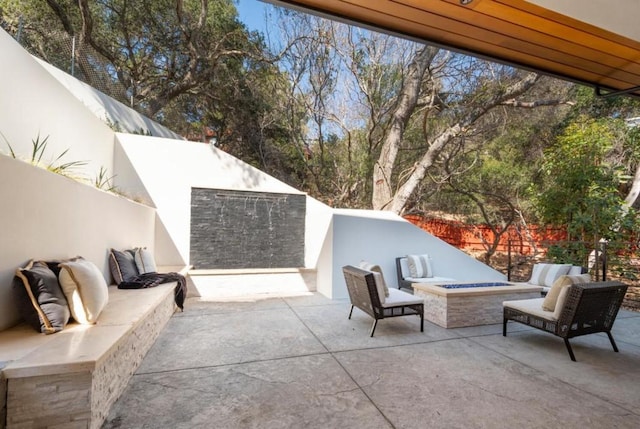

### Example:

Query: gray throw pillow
xmin=109 ymin=248 xmax=139 ymax=284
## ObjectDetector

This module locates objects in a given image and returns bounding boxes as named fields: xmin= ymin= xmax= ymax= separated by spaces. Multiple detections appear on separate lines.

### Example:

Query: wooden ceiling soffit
xmin=271 ymin=0 xmax=640 ymax=97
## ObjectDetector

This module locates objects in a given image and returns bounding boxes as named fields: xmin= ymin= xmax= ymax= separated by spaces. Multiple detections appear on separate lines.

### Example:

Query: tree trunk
xmin=371 ymin=46 xmax=439 ymax=210
xmin=624 ymin=162 xmax=640 ymax=209
xmin=388 ymin=72 xmax=541 ymax=214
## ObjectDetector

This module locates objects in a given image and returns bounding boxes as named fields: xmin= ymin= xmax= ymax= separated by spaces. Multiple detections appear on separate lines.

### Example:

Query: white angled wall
xmin=0 ymin=29 xmax=114 ymax=179
xmin=320 ymin=209 xmax=506 ymax=299
xmin=0 ymin=155 xmax=156 ymax=330
xmin=114 ymin=133 xmax=334 ymax=269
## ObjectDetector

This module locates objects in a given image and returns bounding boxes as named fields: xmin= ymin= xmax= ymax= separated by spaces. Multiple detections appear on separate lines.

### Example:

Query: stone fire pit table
xmin=412 ymin=281 xmax=543 ymax=328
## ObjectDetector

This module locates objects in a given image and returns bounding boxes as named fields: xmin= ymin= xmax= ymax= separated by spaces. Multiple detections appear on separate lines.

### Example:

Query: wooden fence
xmin=403 ymin=215 xmax=566 ymax=254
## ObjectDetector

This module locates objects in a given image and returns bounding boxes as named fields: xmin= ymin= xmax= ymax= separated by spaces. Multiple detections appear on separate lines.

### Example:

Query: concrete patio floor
xmin=103 ymin=292 xmax=640 ymax=429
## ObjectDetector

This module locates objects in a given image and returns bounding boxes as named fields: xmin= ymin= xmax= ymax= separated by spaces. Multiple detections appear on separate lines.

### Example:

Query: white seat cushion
xmin=503 ymin=298 xmax=557 ymax=321
xmin=382 ymin=288 xmax=423 ymax=308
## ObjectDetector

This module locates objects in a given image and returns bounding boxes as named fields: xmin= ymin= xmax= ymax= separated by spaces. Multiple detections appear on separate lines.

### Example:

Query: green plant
xmin=94 ymin=166 xmax=118 ymax=192
xmin=3 ymin=132 xmax=87 ymax=175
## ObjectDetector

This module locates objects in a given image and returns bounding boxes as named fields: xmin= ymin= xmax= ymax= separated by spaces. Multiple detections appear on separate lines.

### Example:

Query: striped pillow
xmin=406 ymin=254 xmax=433 ymax=278
xmin=529 ymin=263 xmax=571 ymax=287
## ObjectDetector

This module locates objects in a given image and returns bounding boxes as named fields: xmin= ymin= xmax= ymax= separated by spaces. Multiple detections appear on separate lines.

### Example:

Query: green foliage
xmin=2 ymin=133 xmax=87 ymax=176
xmin=94 ymin=166 xmax=117 ymax=193
xmin=536 ymin=116 xmax=640 ymax=244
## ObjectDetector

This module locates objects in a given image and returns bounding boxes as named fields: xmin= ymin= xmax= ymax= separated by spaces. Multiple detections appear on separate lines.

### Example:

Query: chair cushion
xmin=542 ymin=274 xmax=591 ymax=312
xmin=529 ymin=263 xmax=571 ymax=287
xmin=358 ymin=261 xmax=389 ymax=297
xmin=503 ymin=298 xmax=557 ymax=321
xmin=13 ymin=260 xmax=71 ymax=334
xmin=407 ymin=254 xmax=433 ymax=278
xmin=59 ymin=257 xmax=109 ymax=324
xmin=382 ymin=288 xmax=423 ymax=308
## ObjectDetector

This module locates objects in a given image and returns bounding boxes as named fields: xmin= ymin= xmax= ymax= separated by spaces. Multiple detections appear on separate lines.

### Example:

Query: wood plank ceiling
xmin=270 ymin=0 xmax=640 ymax=98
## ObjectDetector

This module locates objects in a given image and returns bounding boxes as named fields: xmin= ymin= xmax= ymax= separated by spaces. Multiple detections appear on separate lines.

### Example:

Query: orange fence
xmin=403 ymin=215 xmax=566 ymax=254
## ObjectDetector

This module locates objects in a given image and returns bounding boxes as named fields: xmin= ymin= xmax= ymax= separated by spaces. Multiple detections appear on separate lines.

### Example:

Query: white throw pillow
xmin=358 ymin=261 xmax=389 ymax=297
xmin=406 ymin=254 xmax=433 ymax=278
xmin=134 ymin=247 xmax=157 ymax=274
xmin=371 ymin=271 xmax=386 ymax=305
xmin=58 ymin=257 xmax=109 ymax=324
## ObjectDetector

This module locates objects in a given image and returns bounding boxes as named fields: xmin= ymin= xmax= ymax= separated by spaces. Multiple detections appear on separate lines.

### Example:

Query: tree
xmin=536 ymin=117 xmax=639 ymax=261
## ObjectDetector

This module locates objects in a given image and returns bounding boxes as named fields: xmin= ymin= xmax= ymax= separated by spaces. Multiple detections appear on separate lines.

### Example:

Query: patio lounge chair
xmin=503 ymin=281 xmax=628 ymax=361
xmin=342 ymin=265 xmax=424 ymax=336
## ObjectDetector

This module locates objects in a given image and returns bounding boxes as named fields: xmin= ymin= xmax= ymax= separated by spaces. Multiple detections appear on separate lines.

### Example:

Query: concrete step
xmin=187 ymin=268 xmax=317 ymax=301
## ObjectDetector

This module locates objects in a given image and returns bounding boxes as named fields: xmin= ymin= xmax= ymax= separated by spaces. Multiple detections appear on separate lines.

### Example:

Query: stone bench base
xmin=0 ymin=267 xmax=187 ymax=429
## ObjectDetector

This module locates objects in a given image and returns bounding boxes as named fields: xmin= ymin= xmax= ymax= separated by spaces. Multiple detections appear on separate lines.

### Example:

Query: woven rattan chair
xmin=342 ymin=265 xmax=424 ymax=337
xmin=503 ymin=281 xmax=628 ymax=361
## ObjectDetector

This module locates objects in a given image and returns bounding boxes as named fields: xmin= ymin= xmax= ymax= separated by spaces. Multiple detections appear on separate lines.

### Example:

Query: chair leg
xmin=564 ymin=338 xmax=577 ymax=362
xmin=606 ymin=331 xmax=620 ymax=352
xmin=370 ymin=319 xmax=378 ymax=337
xmin=420 ymin=312 xmax=424 ymax=332
xmin=348 ymin=305 xmax=354 ymax=320
xmin=503 ymin=318 xmax=508 ymax=337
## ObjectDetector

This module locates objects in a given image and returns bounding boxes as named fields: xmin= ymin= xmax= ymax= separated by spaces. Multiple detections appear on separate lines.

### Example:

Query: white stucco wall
xmin=37 ymin=59 xmax=183 ymax=140
xmin=0 ymin=155 xmax=156 ymax=330
xmin=0 ymin=29 xmax=115 ymax=179
xmin=114 ymin=133 xmax=333 ymax=268
xmin=324 ymin=209 xmax=506 ymax=300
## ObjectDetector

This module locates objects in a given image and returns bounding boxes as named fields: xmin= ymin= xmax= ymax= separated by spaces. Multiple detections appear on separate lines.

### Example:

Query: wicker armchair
xmin=342 ymin=265 xmax=424 ymax=337
xmin=503 ymin=281 xmax=628 ymax=361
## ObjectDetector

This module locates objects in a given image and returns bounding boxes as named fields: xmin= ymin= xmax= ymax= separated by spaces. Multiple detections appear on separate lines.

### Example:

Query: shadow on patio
xmin=103 ymin=293 xmax=640 ymax=429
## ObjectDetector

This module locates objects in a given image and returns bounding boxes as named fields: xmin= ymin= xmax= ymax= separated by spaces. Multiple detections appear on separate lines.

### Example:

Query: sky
xmin=236 ymin=0 xmax=270 ymax=34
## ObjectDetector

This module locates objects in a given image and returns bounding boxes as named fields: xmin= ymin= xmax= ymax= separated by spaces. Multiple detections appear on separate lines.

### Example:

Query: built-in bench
xmin=0 ymin=266 xmax=189 ymax=429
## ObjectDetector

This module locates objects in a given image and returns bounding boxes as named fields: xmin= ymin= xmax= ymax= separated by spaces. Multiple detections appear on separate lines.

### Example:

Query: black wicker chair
xmin=342 ymin=265 xmax=424 ymax=337
xmin=503 ymin=281 xmax=628 ymax=361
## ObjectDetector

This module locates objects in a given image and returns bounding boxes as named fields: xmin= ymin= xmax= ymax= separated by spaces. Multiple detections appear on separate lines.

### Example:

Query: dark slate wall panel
xmin=190 ymin=188 xmax=306 ymax=269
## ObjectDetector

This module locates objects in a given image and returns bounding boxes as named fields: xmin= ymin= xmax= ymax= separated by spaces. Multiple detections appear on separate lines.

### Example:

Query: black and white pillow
xmin=13 ymin=260 xmax=71 ymax=334
xmin=109 ymin=248 xmax=139 ymax=284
